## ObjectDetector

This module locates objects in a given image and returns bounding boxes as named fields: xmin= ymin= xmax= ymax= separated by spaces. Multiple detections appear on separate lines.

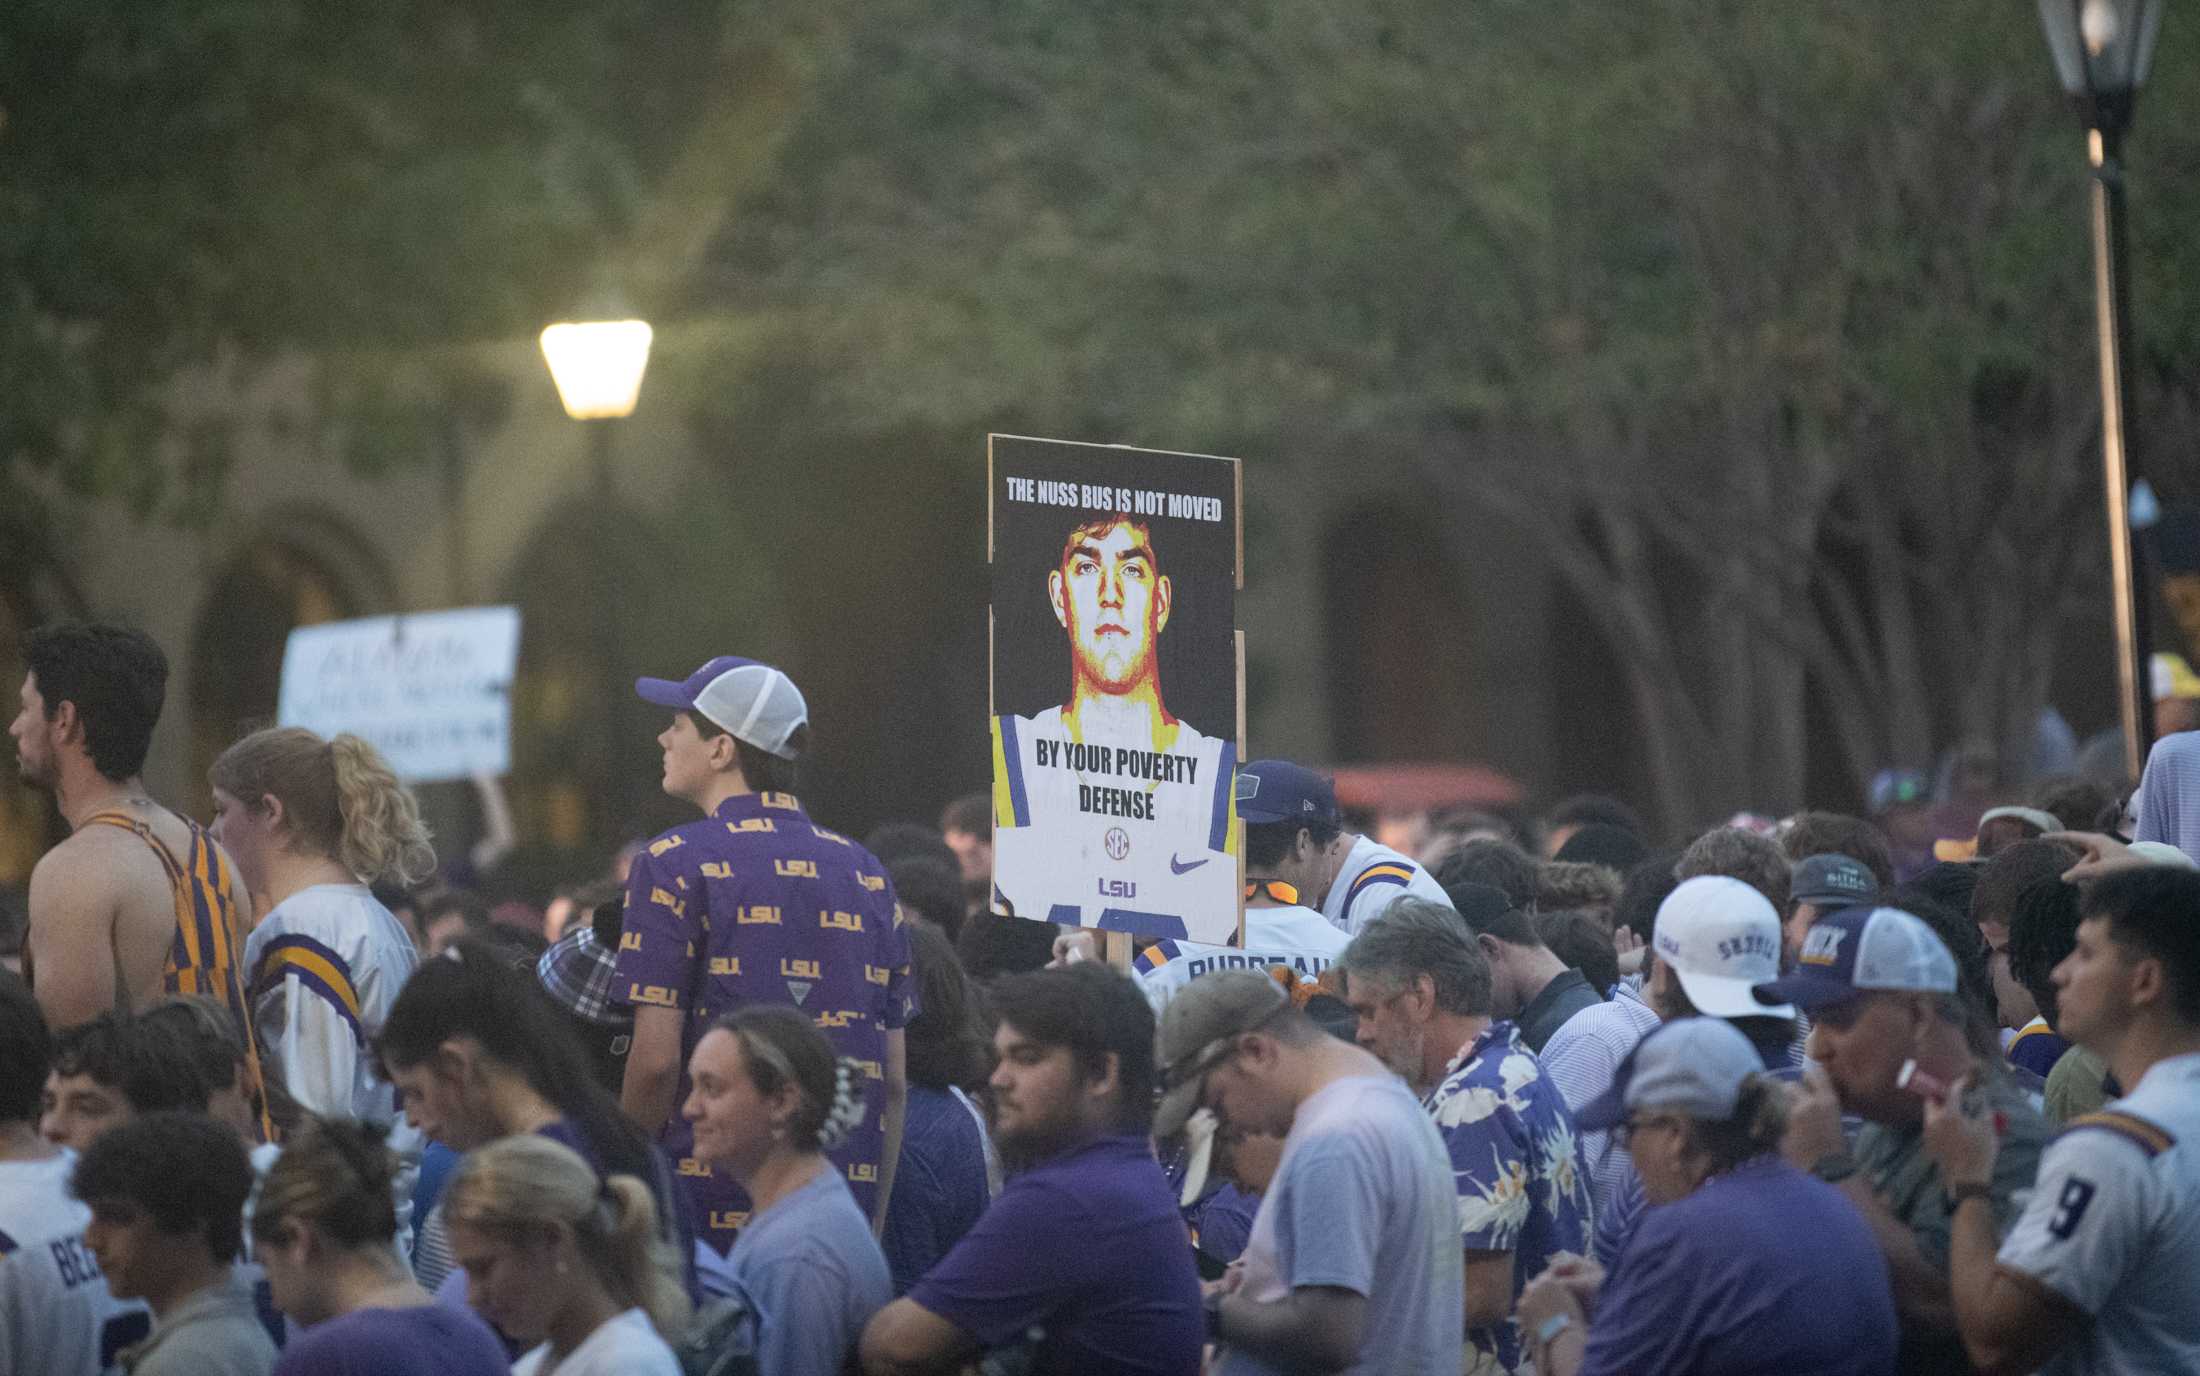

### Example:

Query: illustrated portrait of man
xmin=992 ymin=512 xmax=1238 ymax=942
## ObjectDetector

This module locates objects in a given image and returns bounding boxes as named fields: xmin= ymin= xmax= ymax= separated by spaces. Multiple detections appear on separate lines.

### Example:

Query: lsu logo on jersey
xmin=737 ymin=906 xmax=782 ymax=925
xmin=761 ymin=792 xmax=800 ymax=810
xmin=856 ymin=871 xmax=887 ymax=892
xmin=781 ymin=957 xmax=823 ymax=980
xmin=813 ymin=826 xmax=852 ymax=846
xmin=628 ymin=983 xmax=680 ymax=1009
xmin=708 ymin=1210 xmax=751 ymax=1232
xmin=619 ymin=931 xmax=643 ymax=952
xmin=854 ymin=1059 xmax=883 ymax=1080
xmin=677 ymin=1157 xmax=714 ymax=1178
xmin=847 ymin=1163 xmax=879 ymax=1184
xmin=701 ymin=861 xmax=735 ymax=880
xmin=865 ymin=964 xmax=892 ymax=986
xmin=821 ymin=909 xmax=865 ymax=933
xmin=776 ymin=859 xmax=820 ymax=880
xmin=728 ymin=818 xmax=776 ymax=835
xmin=815 ymin=1009 xmax=860 ymax=1030
xmin=648 ymin=834 xmax=685 ymax=858
xmin=649 ymin=887 xmax=687 ymax=919
xmin=708 ymin=956 xmax=742 ymax=977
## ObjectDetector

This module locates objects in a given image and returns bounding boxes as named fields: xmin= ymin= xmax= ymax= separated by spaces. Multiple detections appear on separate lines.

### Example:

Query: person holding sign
xmin=991 ymin=514 xmax=1238 ymax=940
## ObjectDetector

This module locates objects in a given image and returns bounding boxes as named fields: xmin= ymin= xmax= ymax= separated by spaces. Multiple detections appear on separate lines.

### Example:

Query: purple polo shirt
xmin=908 ymin=1133 xmax=1203 ymax=1376
xmin=616 ymin=790 xmax=916 ymax=1252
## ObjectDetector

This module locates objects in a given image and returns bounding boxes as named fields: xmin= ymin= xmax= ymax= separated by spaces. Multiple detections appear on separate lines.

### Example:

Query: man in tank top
xmin=9 ymin=625 xmax=262 ymax=1077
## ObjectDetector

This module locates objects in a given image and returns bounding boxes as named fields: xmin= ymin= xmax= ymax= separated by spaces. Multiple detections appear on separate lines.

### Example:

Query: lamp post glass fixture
xmin=2036 ymin=0 xmax=2161 ymax=783
xmin=540 ymin=318 xmax=653 ymax=847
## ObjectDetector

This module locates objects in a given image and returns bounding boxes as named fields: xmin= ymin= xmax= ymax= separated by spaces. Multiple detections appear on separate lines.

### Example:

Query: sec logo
xmin=1104 ymin=827 xmax=1131 ymax=861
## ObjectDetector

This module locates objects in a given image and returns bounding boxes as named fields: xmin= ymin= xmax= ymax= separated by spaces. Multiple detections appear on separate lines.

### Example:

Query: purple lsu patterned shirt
xmin=615 ymin=791 xmax=917 ymax=1253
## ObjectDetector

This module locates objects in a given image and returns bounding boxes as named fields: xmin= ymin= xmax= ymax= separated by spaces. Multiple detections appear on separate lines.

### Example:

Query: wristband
xmin=1812 ymin=1152 xmax=1860 ymax=1184
xmin=1535 ymin=1312 xmax=1575 ymax=1344
xmin=1946 ymin=1181 xmax=1994 ymax=1211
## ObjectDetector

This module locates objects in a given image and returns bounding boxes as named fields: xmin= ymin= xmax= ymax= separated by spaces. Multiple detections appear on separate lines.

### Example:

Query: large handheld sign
xmin=277 ymin=607 xmax=522 ymax=783
xmin=988 ymin=435 xmax=1244 ymax=945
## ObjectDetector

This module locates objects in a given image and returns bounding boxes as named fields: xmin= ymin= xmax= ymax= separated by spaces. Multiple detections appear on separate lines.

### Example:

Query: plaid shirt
xmin=537 ymin=925 xmax=625 ymax=1026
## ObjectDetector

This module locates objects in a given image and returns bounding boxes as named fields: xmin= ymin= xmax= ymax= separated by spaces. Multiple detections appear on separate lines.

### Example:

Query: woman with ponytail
xmin=375 ymin=944 xmax=697 ymax=1299
xmin=213 ymin=728 xmax=429 ymax=1209
xmin=254 ymin=1117 xmax=508 ymax=1376
xmin=685 ymin=1004 xmax=892 ymax=1376
xmin=442 ymin=1134 xmax=692 ymax=1376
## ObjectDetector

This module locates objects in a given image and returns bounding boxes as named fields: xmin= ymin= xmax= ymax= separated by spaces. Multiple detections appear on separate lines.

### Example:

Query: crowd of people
xmin=3 ymin=619 xmax=2198 ymax=1375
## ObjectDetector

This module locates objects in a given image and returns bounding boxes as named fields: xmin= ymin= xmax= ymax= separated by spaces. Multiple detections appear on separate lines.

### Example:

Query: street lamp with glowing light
xmin=2034 ymin=0 xmax=2162 ymax=782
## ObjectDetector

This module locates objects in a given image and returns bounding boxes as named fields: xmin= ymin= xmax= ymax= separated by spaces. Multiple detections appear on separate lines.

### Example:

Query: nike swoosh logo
xmin=1170 ymin=855 xmax=1210 ymax=875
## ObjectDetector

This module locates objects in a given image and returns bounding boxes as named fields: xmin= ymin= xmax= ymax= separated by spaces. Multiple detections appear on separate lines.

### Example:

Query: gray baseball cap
xmin=1575 ymin=1017 xmax=1766 ymax=1132
xmin=1153 ymin=970 xmax=1290 ymax=1139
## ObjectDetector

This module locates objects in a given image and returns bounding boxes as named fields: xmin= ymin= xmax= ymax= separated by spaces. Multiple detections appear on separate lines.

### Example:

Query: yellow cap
xmin=2152 ymin=654 xmax=2200 ymax=703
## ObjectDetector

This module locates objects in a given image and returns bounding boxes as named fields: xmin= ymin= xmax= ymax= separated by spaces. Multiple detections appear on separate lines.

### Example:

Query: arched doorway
xmin=187 ymin=526 xmax=379 ymax=822
xmin=496 ymin=498 xmax=678 ymax=894
xmin=1322 ymin=504 xmax=1477 ymax=763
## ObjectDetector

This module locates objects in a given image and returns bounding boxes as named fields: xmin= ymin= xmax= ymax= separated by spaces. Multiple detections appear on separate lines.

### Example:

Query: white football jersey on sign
xmin=992 ymin=707 xmax=1240 ymax=944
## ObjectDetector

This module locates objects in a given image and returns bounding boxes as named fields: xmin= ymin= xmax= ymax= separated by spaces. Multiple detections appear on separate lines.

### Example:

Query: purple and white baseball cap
xmin=1752 ymin=905 xmax=1957 ymax=1012
xmin=635 ymin=656 xmax=808 ymax=760
xmin=1654 ymin=876 xmax=1794 ymax=1020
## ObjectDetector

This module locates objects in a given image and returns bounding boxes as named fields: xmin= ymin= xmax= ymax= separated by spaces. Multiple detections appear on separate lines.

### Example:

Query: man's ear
xmin=259 ymin=793 xmax=288 ymax=836
xmin=1154 ymin=573 xmax=1173 ymax=634
xmin=707 ymin=730 xmax=740 ymax=772
xmin=1408 ymin=973 xmax=1439 ymax=1020
xmin=1086 ymin=1049 xmax=1123 ymax=1102
xmin=1477 ymin=933 xmax=1506 ymax=966
xmin=49 ymin=698 xmax=82 ymax=748
xmin=1048 ymin=569 xmax=1069 ymax=629
xmin=2127 ymin=954 xmax=2166 ymax=1012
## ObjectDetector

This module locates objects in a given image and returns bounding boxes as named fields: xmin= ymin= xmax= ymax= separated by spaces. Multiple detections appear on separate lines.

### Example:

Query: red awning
xmin=1327 ymin=762 xmax=1523 ymax=813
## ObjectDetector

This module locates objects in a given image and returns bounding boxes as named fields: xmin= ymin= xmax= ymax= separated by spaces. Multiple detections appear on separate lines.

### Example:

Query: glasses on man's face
xmin=1615 ymin=1114 xmax=1678 ymax=1148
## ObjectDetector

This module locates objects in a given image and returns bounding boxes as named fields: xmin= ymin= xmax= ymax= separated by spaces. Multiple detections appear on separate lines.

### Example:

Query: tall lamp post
xmin=2037 ymin=0 xmax=2162 ymax=783
xmin=540 ymin=319 xmax=654 ymax=844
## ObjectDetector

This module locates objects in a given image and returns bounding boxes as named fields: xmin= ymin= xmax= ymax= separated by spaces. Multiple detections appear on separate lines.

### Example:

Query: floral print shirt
xmin=1423 ymin=1019 xmax=1595 ymax=1374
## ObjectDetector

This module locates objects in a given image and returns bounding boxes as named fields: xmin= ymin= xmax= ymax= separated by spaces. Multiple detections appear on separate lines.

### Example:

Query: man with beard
xmin=8 ymin=625 xmax=259 ymax=1048
xmin=860 ymin=963 xmax=1201 ymax=1376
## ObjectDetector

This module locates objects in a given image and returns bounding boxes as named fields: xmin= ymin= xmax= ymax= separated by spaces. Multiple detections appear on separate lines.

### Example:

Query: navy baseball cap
xmin=1234 ymin=760 xmax=1339 ymax=826
xmin=635 ymin=656 xmax=809 ymax=760
xmin=1752 ymin=905 xmax=1957 ymax=1012
xmin=1790 ymin=853 xmax=1878 ymax=908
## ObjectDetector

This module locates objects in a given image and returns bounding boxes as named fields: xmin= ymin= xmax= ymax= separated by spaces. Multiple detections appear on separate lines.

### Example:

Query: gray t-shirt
xmin=121 ymin=1274 xmax=273 ymax=1376
xmin=726 ymin=1165 xmax=893 ymax=1376
xmin=1217 ymin=1074 xmax=1465 ymax=1376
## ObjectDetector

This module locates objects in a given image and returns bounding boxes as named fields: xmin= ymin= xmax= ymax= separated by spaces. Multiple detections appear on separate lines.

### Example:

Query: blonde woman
xmin=253 ymin=1116 xmax=508 ymax=1375
xmin=212 ymin=727 xmax=431 ymax=1227
xmin=441 ymin=1134 xmax=692 ymax=1376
